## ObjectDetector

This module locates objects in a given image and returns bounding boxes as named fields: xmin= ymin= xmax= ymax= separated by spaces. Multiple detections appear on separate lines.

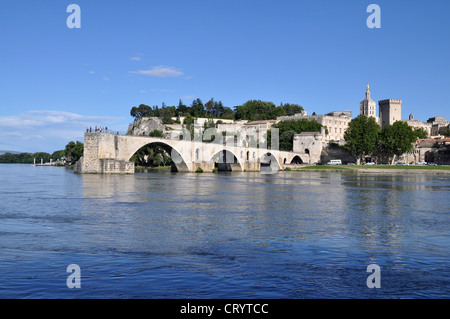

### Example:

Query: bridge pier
xmin=74 ymin=157 xmax=135 ymax=174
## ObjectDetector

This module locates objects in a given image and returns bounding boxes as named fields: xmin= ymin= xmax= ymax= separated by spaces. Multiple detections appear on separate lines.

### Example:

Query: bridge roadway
xmin=74 ymin=133 xmax=310 ymax=174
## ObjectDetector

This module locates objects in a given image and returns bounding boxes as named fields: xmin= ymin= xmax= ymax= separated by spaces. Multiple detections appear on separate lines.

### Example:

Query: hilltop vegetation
xmin=130 ymin=98 xmax=304 ymax=122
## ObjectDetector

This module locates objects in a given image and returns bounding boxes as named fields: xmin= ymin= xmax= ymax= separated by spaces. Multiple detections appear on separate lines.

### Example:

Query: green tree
xmin=442 ymin=129 xmax=450 ymax=137
xmin=130 ymin=144 xmax=172 ymax=167
xmin=149 ymin=129 xmax=164 ymax=137
xmin=176 ymin=99 xmax=189 ymax=116
xmin=279 ymin=130 xmax=297 ymax=151
xmin=282 ymin=103 xmax=304 ymax=116
xmin=191 ymin=98 xmax=205 ymax=118
xmin=343 ymin=115 xmax=381 ymax=165
xmin=211 ymin=100 xmax=224 ymax=117
xmin=268 ymin=119 xmax=323 ymax=151
xmin=64 ymin=141 xmax=84 ymax=164
xmin=51 ymin=150 xmax=65 ymax=161
xmin=234 ymin=100 xmax=279 ymax=121
xmin=378 ymin=121 xmax=417 ymax=164
xmin=221 ymin=107 xmax=234 ymax=119
xmin=205 ymin=98 xmax=214 ymax=116
xmin=33 ymin=152 xmax=52 ymax=163
xmin=413 ymin=127 xmax=428 ymax=139
xmin=130 ymin=104 xmax=154 ymax=118
xmin=0 ymin=152 xmax=32 ymax=163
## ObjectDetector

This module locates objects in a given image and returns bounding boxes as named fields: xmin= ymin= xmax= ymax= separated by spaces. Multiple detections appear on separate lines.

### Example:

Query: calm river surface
xmin=0 ymin=164 xmax=449 ymax=298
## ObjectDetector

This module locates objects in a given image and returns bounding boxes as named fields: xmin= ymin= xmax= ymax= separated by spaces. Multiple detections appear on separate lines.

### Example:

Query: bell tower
xmin=360 ymin=84 xmax=377 ymax=118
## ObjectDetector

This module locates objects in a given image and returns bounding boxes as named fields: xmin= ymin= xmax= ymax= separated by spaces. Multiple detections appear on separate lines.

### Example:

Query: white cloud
xmin=130 ymin=56 xmax=141 ymax=61
xmin=130 ymin=65 xmax=184 ymax=77
xmin=181 ymin=95 xmax=197 ymax=100
xmin=89 ymin=70 xmax=95 ymax=74
xmin=150 ymin=88 xmax=173 ymax=93
xmin=0 ymin=110 xmax=126 ymax=152
xmin=0 ymin=110 xmax=123 ymax=129
xmin=103 ymin=76 xmax=110 ymax=81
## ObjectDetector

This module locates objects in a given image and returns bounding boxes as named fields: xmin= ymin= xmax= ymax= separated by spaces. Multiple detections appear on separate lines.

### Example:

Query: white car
xmin=416 ymin=161 xmax=427 ymax=165
xmin=365 ymin=162 xmax=376 ymax=165
xmin=327 ymin=160 xmax=342 ymax=165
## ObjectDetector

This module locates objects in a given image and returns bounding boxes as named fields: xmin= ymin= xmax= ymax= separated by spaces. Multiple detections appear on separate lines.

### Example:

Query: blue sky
xmin=0 ymin=0 xmax=449 ymax=152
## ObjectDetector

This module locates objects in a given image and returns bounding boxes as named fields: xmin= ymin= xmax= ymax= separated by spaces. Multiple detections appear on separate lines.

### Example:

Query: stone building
xmin=403 ymin=113 xmax=433 ymax=137
xmin=427 ymin=116 xmax=449 ymax=136
xmin=277 ymin=111 xmax=352 ymax=143
xmin=292 ymin=131 xmax=323 ymax=164
xmin=378 ymin=99 xmax=402 ymax=129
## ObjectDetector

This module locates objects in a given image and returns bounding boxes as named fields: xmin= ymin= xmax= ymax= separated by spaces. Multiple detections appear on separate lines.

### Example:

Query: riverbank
xmin=292 ymin=165 xmax=450 ymax=174
xmin=135 ymin=165 xmax=172 ymax=171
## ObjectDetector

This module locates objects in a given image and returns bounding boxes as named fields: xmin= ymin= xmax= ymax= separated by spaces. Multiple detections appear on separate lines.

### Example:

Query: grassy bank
xmin=135 ymin=165 xmax=172 ymax=170
xmin=293 ymin=164 xmax=450 ymax=173
xmin=351 ymin=165 xmax=450 ymax=170
xmin=298 ymin=165 xmax=350 ymax=170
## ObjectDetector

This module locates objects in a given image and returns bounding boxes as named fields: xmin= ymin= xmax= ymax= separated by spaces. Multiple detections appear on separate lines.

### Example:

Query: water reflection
xmin=70 ymin=168 xmax=450 ymax=297
xmin=2 ymin=164 xmax=449 ymax=298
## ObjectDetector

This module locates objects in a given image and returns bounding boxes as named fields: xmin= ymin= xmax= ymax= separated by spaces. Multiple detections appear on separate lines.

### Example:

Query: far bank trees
xmin=344 ymin=115 xmax=424 ymax=164
xmin=377 ymin=121 xmax=417 ymax=164
xmin=343 ymin=115 xmax=380 ymax=165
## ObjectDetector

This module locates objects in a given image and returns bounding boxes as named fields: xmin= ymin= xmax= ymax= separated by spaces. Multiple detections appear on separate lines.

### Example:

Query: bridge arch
xmin=209 ymin=149 xmax=244 ymax=171
xmin=125 ymin=138 xmax=190 ymax=172
xmin=290 ymin=155 xmax=303 ymax=164
xmin=260 ymin=152 xmax=281 ymax=173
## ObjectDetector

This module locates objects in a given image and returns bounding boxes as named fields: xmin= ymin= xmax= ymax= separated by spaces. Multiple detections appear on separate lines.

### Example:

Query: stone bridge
xmin=74 ymin=133 xmax=311 ymax=174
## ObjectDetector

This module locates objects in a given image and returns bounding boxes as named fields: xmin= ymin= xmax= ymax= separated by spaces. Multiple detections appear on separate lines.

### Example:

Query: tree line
xmin=0 ymin=141 xmax=84 ymax=165
xmin=130 ymin=98 xmax=304 ymax=122
xmin=343 ymin=115 xmax=429 ymax=164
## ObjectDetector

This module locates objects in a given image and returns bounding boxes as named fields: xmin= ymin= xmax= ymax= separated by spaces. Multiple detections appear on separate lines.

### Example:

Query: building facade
xmin=378 ymin=99 xmax=402 ymax=129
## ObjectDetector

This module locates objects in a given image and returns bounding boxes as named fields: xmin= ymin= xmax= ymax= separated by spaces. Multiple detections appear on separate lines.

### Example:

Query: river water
xmin=0 ymin=164 xmax=449 ymax=298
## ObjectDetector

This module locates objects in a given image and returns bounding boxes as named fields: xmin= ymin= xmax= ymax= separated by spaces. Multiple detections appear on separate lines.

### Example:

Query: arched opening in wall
xmin=305 ymin=148 xmax=310 ymax=154
xmin=425 ymin=151 xmax=434 ymax=163
xmin=290 ymin=155 xmax=303 ymax=164
xmin=129 ymin=142 xmax=189 ymax=172
xmin=260 ymin=152 xmax=280 ymax=174
xmin=211 ymin=150 xmax=241 ymax=171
